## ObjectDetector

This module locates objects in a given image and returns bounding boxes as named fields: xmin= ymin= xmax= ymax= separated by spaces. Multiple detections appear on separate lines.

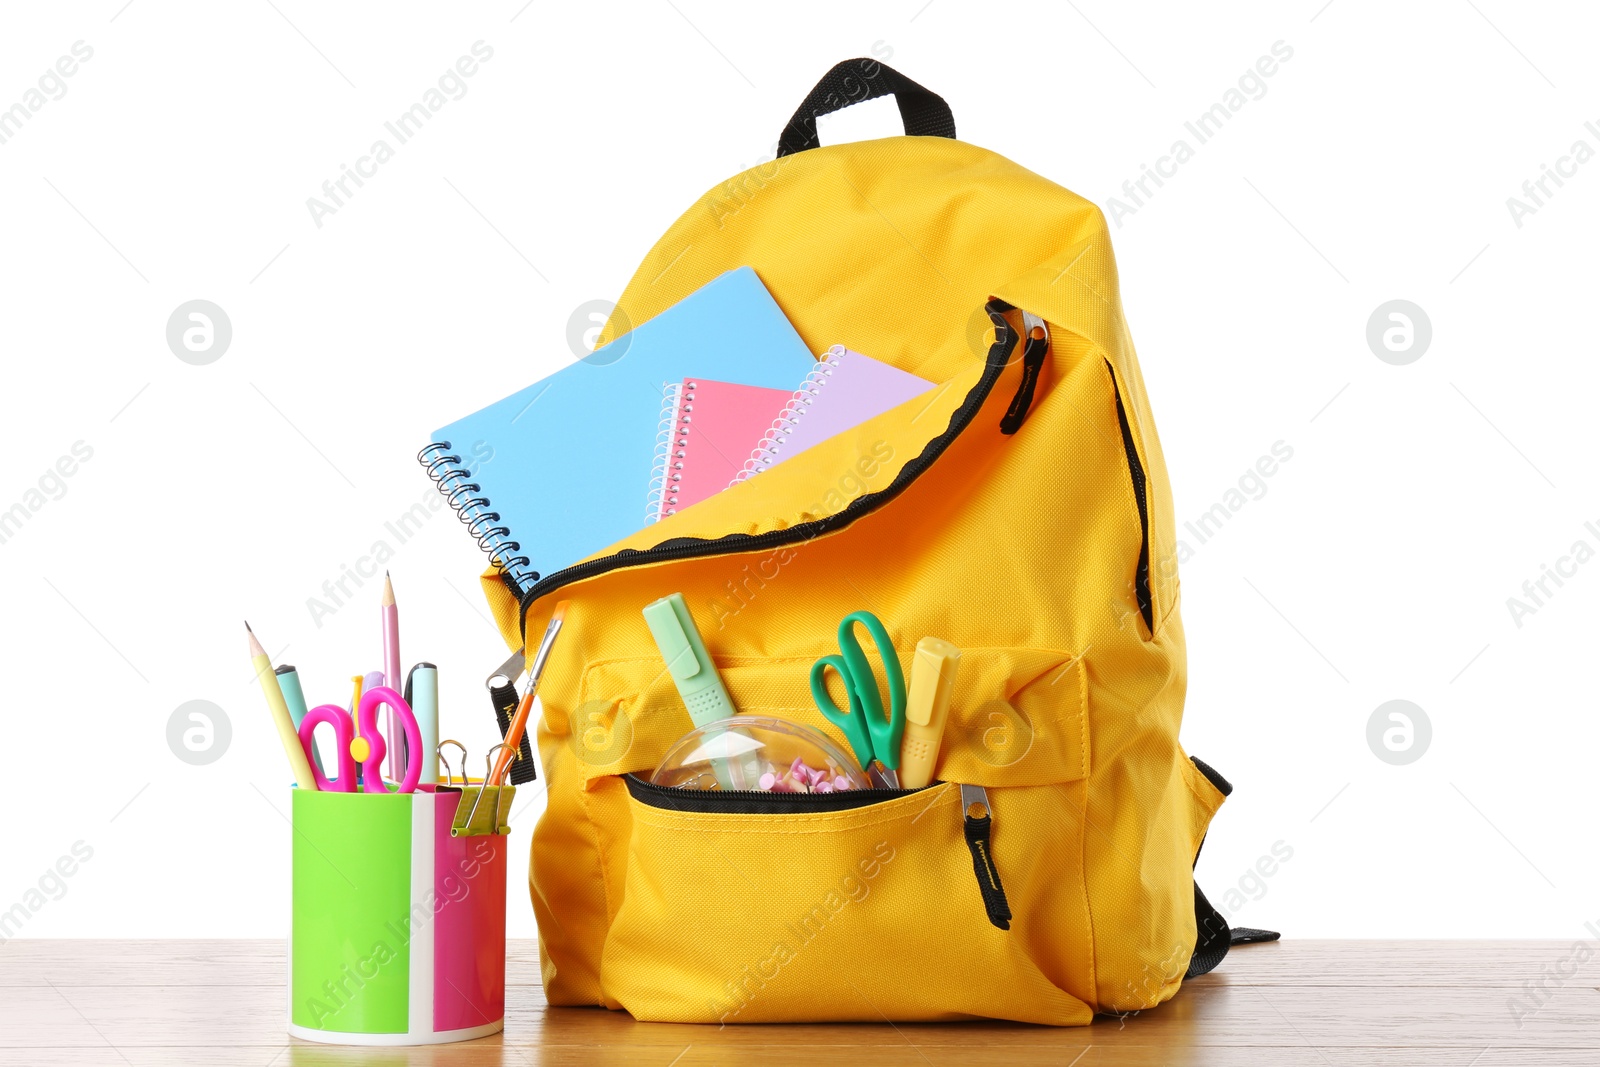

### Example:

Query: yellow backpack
xmin=476 ymin=59 xmax=1262 ymax=1024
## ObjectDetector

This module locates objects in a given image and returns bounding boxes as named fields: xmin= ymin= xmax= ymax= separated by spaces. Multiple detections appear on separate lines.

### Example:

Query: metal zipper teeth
xmin=625 ymin=773 xmax=930 ymax=813
xmin=512 ymin=305 xmax=1022 ymax=640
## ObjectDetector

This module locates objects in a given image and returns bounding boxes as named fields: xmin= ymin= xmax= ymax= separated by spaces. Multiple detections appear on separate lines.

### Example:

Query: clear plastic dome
xmin=650 ymin=715 xmax=869 ymax=792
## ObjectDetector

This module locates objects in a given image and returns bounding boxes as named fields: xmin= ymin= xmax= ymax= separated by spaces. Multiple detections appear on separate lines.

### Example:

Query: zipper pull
xmin=960 ymin=784 xmax=1012 ymax=930
xmin=999 ymin=311 xmax=1048 ymax=435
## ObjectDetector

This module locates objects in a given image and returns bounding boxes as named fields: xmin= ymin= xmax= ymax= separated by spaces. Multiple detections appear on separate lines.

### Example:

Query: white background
xmin=2 ymin=0 xmax=1595 ymax=943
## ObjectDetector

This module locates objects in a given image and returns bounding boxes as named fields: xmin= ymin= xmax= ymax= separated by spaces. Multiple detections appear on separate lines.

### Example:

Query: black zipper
xmin=625 ymin=772 xmax=924 ymax=813
xmin=999 ymin=313 xmax=1049 ymax=435
xmin=511 ymin=301 xmax=1022 ymax=639
xmin=960 ymin=783 xmax=1011 ymax=930
xmin=1106 ymin=361 xmax=1153 ymax=634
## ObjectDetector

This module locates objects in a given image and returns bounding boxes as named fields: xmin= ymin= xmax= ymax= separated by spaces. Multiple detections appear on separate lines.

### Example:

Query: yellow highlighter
xmin=898 ymin=637 xmax=961 ymax=789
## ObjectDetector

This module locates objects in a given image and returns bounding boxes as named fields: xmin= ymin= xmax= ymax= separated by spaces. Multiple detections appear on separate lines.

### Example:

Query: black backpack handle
xmin=776 ymin=59 xmax=956 ymax=158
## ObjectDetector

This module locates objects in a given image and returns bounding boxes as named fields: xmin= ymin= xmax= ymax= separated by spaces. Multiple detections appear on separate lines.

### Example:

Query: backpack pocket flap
xmin=938 ymin=647 xmax=1087 ymax=788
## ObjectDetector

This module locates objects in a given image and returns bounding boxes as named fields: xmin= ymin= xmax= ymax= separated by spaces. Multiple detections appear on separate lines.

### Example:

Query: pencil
xmin=381 ymin=572 xmax=402 ymax=778
xmin=247 ymin=622 xmax=318 ymax=791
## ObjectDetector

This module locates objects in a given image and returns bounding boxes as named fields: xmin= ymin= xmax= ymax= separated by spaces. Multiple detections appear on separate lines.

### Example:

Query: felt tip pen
xmin=642 ymin=592 xmax=738 ymax=729
xmin=898 ymin=637 xmax=961 ymax=790
xmin=407 ymin=663 xmax=439 ymax=785
xmin=275 ymin=665 xmax=323 ymax=774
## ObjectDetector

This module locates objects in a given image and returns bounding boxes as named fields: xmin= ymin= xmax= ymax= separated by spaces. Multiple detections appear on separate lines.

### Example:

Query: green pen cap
xmin=642 ymin=592 xmax=738 ymax=728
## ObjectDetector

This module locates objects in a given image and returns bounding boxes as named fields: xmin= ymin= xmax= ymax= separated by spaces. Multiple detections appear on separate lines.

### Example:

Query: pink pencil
xmin=381 ymin=572 xmax=403 ymax=778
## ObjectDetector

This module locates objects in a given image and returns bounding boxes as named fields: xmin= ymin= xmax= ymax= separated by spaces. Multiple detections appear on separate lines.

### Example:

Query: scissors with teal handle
xmin=297 ymin=685 xmax=423 ymax=794
xmin=809 ymin=611 xmax=907 ymax=788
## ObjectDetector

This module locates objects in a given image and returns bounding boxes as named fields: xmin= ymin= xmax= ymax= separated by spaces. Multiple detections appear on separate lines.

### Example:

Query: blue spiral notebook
xmin=422 ymin=267 xmax=816 ymax=595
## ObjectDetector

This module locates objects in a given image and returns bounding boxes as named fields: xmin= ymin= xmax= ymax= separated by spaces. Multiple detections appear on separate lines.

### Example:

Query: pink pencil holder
xmin=288 ymin=784 xmax=508 ymax=1045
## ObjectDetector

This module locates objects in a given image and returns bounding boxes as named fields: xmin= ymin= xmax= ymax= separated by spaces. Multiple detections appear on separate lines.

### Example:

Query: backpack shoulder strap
xmin=1185 ymin=758 xmax=1281 ymax=978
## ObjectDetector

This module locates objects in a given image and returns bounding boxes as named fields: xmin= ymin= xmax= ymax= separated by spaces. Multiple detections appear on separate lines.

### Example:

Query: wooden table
xmin=2 ymin=940 xmax=1596 ymax=1065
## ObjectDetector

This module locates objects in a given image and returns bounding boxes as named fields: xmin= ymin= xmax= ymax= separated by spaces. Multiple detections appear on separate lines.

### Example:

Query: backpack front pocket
xmin=596 ymin=775 xmax=1095 ymax=1024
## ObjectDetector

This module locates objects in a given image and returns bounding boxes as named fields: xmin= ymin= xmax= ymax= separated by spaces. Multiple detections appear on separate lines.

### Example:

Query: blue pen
xmin=406 ymin=663 xmax=439 ymax=785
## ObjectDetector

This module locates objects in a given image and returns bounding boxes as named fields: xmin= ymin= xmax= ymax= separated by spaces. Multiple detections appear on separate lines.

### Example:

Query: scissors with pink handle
xmin=297 ymin=685 xmax=424 ymax=794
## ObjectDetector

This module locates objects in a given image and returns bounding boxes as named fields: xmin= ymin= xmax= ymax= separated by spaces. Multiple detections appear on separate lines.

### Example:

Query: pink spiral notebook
xmin=648 ymin=377 xmax=793 ymax=522
xmin=733 ymin=346 xmax=935 ymax=483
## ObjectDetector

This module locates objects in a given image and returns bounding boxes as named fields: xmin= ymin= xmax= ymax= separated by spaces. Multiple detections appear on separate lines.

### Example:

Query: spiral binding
xmin=733 ymin=347 xmax=843 ymax=484
xmin=645 ymin=381 xmax=693 ymax=523
xmin=417 ymin=442 xmax=536 ymax=593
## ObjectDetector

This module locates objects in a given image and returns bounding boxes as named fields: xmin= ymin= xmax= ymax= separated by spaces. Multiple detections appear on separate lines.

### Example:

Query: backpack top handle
xmin=776 ymin=58 xmax=956 ymax=157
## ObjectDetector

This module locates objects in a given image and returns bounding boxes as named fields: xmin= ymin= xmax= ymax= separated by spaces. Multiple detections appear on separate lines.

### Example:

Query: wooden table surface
xmin=2 ymin=940 xmax=1596 ymax=1065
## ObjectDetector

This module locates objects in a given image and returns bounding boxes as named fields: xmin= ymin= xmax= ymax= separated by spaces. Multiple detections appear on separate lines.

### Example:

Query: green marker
xmin=275 ymin=664 xmax=323 ymax=773
xmin=643 ymin=593 xmax=738 ymax=728
xmin=643 ymin=593 xmax=745 ymax=788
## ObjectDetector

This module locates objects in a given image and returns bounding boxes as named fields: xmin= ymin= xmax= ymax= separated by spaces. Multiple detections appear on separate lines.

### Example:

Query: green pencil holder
xmin=287 ymin=787 xmax=507 ymax=1045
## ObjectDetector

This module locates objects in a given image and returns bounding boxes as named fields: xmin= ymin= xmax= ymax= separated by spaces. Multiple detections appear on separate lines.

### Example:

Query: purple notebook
xmin=733 ymin=345 xmax=935 ymax=483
